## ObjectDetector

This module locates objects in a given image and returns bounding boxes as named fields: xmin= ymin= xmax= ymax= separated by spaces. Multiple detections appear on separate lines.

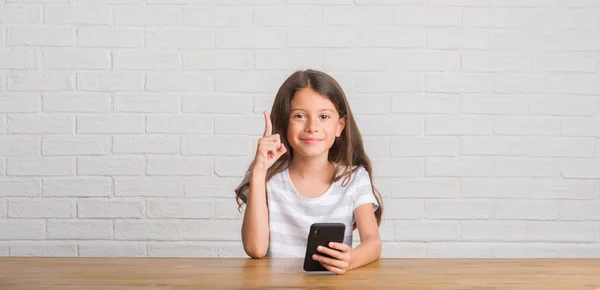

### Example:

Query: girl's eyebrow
xmin=290 ymin=108 xmax=334 ymax=113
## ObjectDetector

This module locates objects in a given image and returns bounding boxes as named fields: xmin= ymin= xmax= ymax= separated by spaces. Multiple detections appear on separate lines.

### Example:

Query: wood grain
xmin=1 ymin=257 xmax=599 ymax=289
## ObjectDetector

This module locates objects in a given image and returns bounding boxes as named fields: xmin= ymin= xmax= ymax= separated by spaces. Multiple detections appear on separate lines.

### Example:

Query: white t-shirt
xmin=239 ymin=165 xmax=379 ymax=258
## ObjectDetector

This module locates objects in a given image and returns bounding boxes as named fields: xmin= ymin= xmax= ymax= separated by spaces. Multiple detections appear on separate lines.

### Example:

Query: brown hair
xmin=234 ymin=69 xmax=383 ymax=228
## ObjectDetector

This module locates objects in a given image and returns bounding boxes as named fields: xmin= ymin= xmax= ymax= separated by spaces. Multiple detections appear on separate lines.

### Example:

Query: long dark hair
xmin=234 ymin=69 xmax=383 ymax=227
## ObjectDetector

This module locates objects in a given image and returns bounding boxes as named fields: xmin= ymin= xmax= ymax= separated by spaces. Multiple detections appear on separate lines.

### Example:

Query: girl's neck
xmin=288 ymin=154 xmax=334 ymax=180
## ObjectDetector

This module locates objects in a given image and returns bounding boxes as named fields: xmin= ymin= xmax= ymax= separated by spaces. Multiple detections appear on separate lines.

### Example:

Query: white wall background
xmin=0 ymin=0 xmax=599 ymax=258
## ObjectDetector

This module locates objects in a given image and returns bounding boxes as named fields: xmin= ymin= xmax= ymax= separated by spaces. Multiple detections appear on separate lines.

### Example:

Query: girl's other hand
xmin=252 ymin=110 xmax=287 ymax=174
xmin=313 ymin=242 xmax=352 ymax=275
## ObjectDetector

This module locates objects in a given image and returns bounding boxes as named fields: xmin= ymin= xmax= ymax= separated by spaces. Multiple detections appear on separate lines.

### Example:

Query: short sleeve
xmin=352 ymin=167 xmax=379 ymax=212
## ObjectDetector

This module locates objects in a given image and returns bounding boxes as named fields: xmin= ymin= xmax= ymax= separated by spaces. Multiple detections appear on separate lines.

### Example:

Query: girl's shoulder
xmin=334 ymin=164 xmax=370 ymax=187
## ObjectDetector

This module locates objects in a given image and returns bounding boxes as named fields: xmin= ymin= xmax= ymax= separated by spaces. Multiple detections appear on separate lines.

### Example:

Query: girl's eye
xmin=294 ymin=114 xmax=305 ymax=118
xmin=321 ymin=115 xmax=330 ymax=119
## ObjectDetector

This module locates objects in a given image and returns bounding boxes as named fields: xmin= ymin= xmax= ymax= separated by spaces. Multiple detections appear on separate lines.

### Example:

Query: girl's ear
xmin=336 ymin=115 xmax=347 ymax=137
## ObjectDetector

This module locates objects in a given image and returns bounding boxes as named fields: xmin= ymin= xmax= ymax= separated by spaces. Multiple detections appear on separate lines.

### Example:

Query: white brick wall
xmin=0 ymin=1 xmax=599 ymax=259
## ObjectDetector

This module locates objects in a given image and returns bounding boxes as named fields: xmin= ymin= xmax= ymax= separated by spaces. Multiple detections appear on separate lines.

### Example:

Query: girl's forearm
xmin=349 ymin=238 xmax=382 ymax=271
xmin=241 ymin=171 xmax=270 ymax=259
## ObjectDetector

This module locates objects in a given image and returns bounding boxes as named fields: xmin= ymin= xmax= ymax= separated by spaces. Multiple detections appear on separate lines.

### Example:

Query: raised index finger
xmin=263 ymin=110 xmax=272 ymax=137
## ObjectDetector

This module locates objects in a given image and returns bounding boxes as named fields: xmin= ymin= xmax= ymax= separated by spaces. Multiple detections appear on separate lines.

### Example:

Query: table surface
xmin=1 ymin=257 xmax=599 ymax=289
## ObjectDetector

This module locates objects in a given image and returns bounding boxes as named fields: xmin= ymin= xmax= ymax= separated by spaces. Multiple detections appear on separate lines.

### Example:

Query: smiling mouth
xmin=301 ymin=138 xmax=323 ymax=144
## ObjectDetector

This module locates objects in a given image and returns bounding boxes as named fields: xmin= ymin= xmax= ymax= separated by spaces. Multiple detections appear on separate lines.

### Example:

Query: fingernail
xmin=317 ymin=246 xmax=322 ymax=250
xmin=329 ymin=242 xmax=334 ymax=247
xmin=312 ymin=254 xmax=317 ymax=260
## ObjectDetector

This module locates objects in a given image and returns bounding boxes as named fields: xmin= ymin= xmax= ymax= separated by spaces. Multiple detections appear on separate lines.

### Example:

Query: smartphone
xmin=303 ymin=222 xmax=346 ymax=272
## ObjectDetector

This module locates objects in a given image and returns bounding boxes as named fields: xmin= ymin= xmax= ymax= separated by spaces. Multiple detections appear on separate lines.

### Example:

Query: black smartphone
xmin=303 ymin=222 xmax=346 ymax=272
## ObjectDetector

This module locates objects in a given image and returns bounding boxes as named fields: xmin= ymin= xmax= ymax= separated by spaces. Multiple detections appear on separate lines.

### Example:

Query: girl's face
xmin=287 ymin=88 xmax=346 ymax=160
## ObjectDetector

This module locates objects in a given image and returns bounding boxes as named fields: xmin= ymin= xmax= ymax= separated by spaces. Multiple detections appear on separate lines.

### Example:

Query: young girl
xmin=234 ymin=69 xmax=383 ymax=275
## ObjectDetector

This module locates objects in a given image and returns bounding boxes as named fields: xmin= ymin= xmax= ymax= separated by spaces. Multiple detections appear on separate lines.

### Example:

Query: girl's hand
xmin=313 ymin=242 xmax=352 ymax=275
xmin=252 ymin=110 xmax=287 ymax=174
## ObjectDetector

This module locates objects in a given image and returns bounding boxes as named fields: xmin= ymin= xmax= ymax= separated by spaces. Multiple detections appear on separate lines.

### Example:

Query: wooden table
xmin=1 ymin=257 xmax=599 ymax=289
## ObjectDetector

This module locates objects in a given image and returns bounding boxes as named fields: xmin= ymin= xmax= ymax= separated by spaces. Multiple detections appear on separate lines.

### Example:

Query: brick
xmin=371 ymin=158 xmax=424 ymax=178
xmin=391 ymin=137 xmax=457 ymax=157
xmin=385 ymin=199 xmax=423 ymax=219
xmin=7 ymin=27 xmax=75 ymax=46
xmin=323 ymin=6 xmax=391 ymax=25
xmin=47 ymin=220 xmax=112 ymax=239
xmin=79 ymin=242 xmax=146 ymax=257
xmin=562 ymin=31 xmax=600 ymax=51
xmin=77 ymin=156 xmax=145 ymax=176
xmin=77 ymin=114 xmax=145 ymax=134
xmin=530 ymin=95 xmax=596 ymax=116
xmin=43 ymin=93 xmax=110 ymax=112
xmin=426 ymin=200 xmax=492 ymax=219
xmin=391 ymin=94 xmax=458 ymax=114
xmin=347 ymin=95 xmax=390 ymax=115
xmin=113 ymin=92 xmax=181 ymax=114
xmin=393 ymin=7 xmax=461 ymax=26
xmin=10 ymin=242 xmax=77 ymax=257
xmin=395 ymin=221 xmax=459 ymax=241
xmin=494 ymin=158 xmax=559 ymax=177
xmin=43 ymin=178 xmax=110 ymax=197
xmin=214 ymin=115 xmax=264 ymax=135
xmin=255 ymin=51 xmax=321 ymax=70
xmin=559 ymin=159 xmax=600 ymax=179
xmin=381 ymin=243 xmax=425 ymax=258
xmin=0 ymin=243 xmax=7 ymax=256
xmin=44 ymin=4 xmax=109 ymax=25
xmin=426 ymin=116 xmax=493 ymax=135
xmin=149 ymin=0 xmax=212 ymax=3
xmin=391 ymin=178 xmax=459 ymax=198
xmin=356 ymin=72 xmax=423 ymax=93
xmin=492 ymin=0 xmax=560 ymax=7
xmin=426 ymin=0 xmax=490 ymax=5
xmin=113 ymin=135 xmax=179 ymax=154
xmin=461 ymin=52 xmax=529 ymax=72
xmin=532 ymin=10 xmax=596 ymax=29
xmin=493 ymin=200 xmax=559 ymax=220
xmin=363 ymin=136 xmax=390 ymax=158
xmin=558 ymin=201 xmax=600 ymax=221
xmin=0 ymin=93 xmax=39 ymax=113
xmin=183 ymin=7 xmax=252 ymax=26
xmin=288 ymin=0 xmax=351 ymax=3
xmin=217 ymin=242 xmax=248 ymax=258
xmin=148 ymin=242 xmax=216 ymax=257
xmin=185 ymin=176 xmax=243 ymax=198
xmin=147 ymin=199 xmax=214 ymax=219
xmin=184 ymin=51 xmax=254 ymax=70
xmin=561 ymin=0 xmax=600 ymax=7
xmin=114 ymin=6 xmax=180 ymax=26
xmin=0 ymin=4 xmax=40 ymax=24
xmin=462 ymin=178 xmax=529 ymax=199
xmin=182 ymin=220 xmax=241 ymax=241
xmin=526 ymin=137 xmax=594 ymax=158
xmin=115 ymin=220 xmax=181 ymax=241
xmin=427 ymin=73 xmax=494 ymax=93
xmin=146 ymin=72 xmax=214 ymax=92
xmin=0 ymin=178 xmax=42 ymax=197
xmin=147 ymin=156 xmax=212 ymax=176
xmin=530 ymin=179 xmax=596 ymax=200
xmin=0 ymin=199 xmax=6 ymax=218
xmin=390 ymin=51 xmax=459 ymax=72
xmin=460 ymin=136 xmax=525 ymax=156
xmin=0 ymin=136 xmax=40 ymax=156
xmin=461 ymin=94 xmax=528 ymax=115
xmin=0 ymin=220 xmax=45 ymax=240
xmin=427 ymin=29 xmax=491 ymax=50
xmin=145 ymin=29 xmax=213 ymax=49
xmin=77 ymin=27 xmax=143 ymax=48
xmin=43 ymin=135 xmax=109 ymax=156
xmin=0 ymin=47 xmax=36 ymax=69
xmin=214 ymin=157 xmax=253 ymax=177
xmin=215 ymin=198 xmax=244 ymax=219
xmin=217 ymin=0 xmax=285 ymax=4
xmin=494 ymin=243 xmax=600 ymax=258
xmin=356 ymin=28 xmax=425 ymax=48
xmin=557 ymin=74 xmax=600 ymax=95
xmin=462 ymin=8 xmax=529 ymax=28
xmin=215 ymin=71 xmax=286 ymax=93
xmin=7 ymin=157 xmax=74 ymax=176
xmin=494 ymin=30 xmax=562 ymax=51
xmin=356 ymin=115 xmax=423 ymax=136
xmin=427 ymin=243 xmax=494 ymax=258
xmin=77 ymin=72 xmax=144 ymax=92
xmin=115 ymin=177 xmax=184 ymax=197
xmin=147 ymin=115 xmax=212 ymax=134
xmin=182 ymin=136 xmax=253 ymax=156
xmin=217 ymin=28 xmax=285 ymax=48
xmin=78 ymin=199 xmax=145 ymax=219
xmin=257 ymin=6 xmax=322 ymax=26
xmin=563 ymin=117 xmax=600 ymax=137
xmin=7 ymin=114 xmax=73 ymax=134
xmin=531 ymin=52 xmax=597 ymax=73
xmin=495 ymin=117 xmax=561 ymax=136
xmin=8 ymin=198 xmax=74 ymax=218
xmin=113 ymin=51 xmax=180 ymax=70
xmin=182 ymin=94 xmax=252 ymax=114
xmin=426 ymin=157 xmax=493 ymax=177
xmin=7 ymin=71 xmax=74 ymax=91
xmin=323 ymin=49 xmax=389 ymax=71
xmin=461 ymin=221 xmax=593 ymax=242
